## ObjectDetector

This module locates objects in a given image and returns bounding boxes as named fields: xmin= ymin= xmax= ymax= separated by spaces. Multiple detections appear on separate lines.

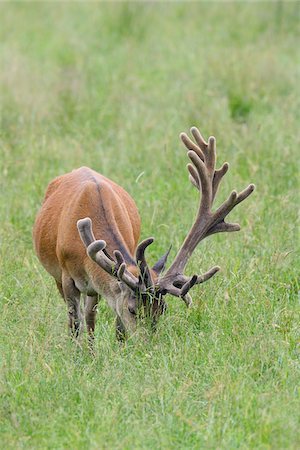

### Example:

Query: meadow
xmin=1 ymin=2 xmax=299 ymax=449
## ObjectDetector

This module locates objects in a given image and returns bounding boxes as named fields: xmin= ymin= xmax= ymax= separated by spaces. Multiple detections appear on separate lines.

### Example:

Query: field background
xmin=1 ymin=2 xmax=299 ymax=449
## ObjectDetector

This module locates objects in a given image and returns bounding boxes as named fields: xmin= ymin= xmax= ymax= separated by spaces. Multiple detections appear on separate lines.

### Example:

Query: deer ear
xmin=152 ymin=246 xmax=171 ymax=275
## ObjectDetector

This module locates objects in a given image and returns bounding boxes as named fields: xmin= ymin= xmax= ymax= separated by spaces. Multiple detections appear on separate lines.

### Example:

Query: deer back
xmin=33 ymin=167 xmax=141 ymax=289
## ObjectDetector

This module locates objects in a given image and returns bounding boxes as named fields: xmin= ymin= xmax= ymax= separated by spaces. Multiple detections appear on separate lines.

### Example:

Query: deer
xmin=33 ymin=127 xmax=255 ymax=344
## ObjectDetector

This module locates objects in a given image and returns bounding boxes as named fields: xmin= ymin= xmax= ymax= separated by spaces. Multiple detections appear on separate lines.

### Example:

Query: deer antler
xmin=135 ymin=237 xmax=155 ymax=292
xmin=77 ymin=218 xmax=140 ymax=290
xmin=77 ymin=218 xmax=155 ymax=293
xmin=158 ymin=127 xmax=255 ymax=301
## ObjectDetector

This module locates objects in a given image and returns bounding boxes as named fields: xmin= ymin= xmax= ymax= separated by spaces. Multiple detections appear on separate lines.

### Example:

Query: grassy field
xmin=1 ymin=2 xmax=299 ymax=449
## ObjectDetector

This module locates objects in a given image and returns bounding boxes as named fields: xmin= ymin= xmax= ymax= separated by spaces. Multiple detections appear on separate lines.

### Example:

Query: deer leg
xmin=116 ymin=316 xmax=126 ymax=342
xmin=55 ymin=280 xmax=64 ymax=299
xmin=84 ymin=295 xmax=99 ymax=347
xmin=62 ymin=274 xmax=83 ymax=339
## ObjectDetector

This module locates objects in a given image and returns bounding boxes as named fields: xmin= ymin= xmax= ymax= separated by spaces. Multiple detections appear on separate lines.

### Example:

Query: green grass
xmin=1 ymin=2 xmax=300 ymax=449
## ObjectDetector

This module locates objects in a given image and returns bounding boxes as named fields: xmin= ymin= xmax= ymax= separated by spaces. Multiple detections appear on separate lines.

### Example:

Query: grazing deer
xmin=33 ymin=127 xmax=255 ymax=342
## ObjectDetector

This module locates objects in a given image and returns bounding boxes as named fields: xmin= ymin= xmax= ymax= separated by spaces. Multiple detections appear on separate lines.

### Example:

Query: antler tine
xmin=180 ymin=132 xmax=204 ymax=161
xmin=213 ymin=162 xmax=229 ymax=200
xmin=114 ymin=249 xmax=125 ymax=267
xmin=182 ymin=293 xmax=193 ymax=307
xmin=177 ymin=265 xmax=220 ymax=306
xmin=190 ymin=128 xmax=216 ymax=176
xmin=87 ymin=240 xmax=113 ymax=273
xmin=190 ymin=127 xmax=208 ymax=152
xmin=135 ymin=237 xmax=155 ymax=289
xmin=114 ymin=249 xmax=140 ymax=291
xmin=188 ymin=151 xmax=212 ymax=214
xmin=210 ymin=183 xmax=255 ymax=232
xmin=158 ymin=127 xmax=255 ymax=301
xmin=180 ymin=275 xmax=198 ymax=297
xmin=187 ymin=163 xmax=200 ymax=190
xmin=196 ymin=265 xmax=220 ymax=283
xmin=77 ymin=217 xmax=96 ymax=247
xmin=191 ymin=131 xmax=216 ymax=174
xmin=117 ymin=263 xmax=139 ymax=291
xmin=158 ymin=274 xmax=198 ymax=301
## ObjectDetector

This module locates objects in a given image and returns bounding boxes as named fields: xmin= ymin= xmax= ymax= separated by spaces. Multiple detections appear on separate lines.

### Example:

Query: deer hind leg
xmin=55 ymin=280 xmax=64 ymax=299
xmin=84 ymin=295 xmax=99 ymax=347
xmin=62 ymin=273 xmax=83 ymax=339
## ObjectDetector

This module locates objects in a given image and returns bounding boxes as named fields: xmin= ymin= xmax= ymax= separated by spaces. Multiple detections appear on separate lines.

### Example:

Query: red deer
xmin=33 ymin=127 xmax=255 ymax=342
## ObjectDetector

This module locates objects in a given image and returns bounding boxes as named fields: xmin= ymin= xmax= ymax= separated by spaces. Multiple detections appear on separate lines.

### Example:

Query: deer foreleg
xmin=62 ymin=274 xmax=83 ymax=339
xmin=84 ymin=295 xmax=99 ymax=348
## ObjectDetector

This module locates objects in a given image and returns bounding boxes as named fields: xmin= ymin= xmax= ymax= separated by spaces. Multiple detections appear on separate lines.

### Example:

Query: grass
xmin=0 ymin=2 xmax=299 ymax=449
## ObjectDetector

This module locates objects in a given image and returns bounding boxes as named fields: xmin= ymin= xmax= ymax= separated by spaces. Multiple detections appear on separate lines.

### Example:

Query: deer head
xmin=77 ymin=218 xmax=170 ymax=323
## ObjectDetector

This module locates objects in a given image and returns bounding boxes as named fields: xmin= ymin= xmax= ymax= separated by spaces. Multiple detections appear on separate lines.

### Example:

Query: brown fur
xmin=33 ymin=166 xmax=144 ymax=340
